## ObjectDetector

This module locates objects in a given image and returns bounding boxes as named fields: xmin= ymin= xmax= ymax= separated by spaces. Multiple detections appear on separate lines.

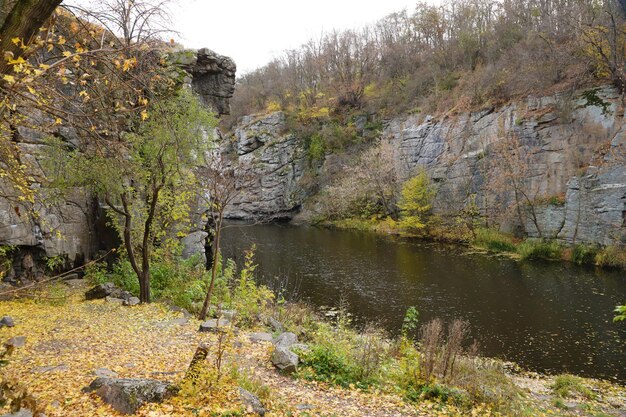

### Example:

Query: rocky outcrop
xmin=228 ymin=86 xmax=626 ymax=245
xmin=0 ymin=48 xmax=236 ymax=285
xmin=223 ymin=112 xmax=308 ymax=220
xmin=84 ymin=377 xmax=173 ymax=414
xmin=381 ymin=86 xmax=625 ymax=244
xmin=173 ymin=48 xmax=236 ymax=116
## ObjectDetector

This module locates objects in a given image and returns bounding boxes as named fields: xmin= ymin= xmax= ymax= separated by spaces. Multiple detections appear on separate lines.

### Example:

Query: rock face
xmin=84 ymin=377 xmax=172 ymax=414
xmin=175 ymin=48 xmax=236 ymax=116
xmin=379 ymin=86 xmax=626 ymax=244
xmin=0 ymin=47 xmax=236 ymax=284
xmin=227 ymin=86 xmax=625 ymax=245
xmin=224 ymin=112 xmax=308 ymax=220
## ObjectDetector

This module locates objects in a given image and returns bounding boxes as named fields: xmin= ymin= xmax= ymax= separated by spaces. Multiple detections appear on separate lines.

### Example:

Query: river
xmin=221 ymin=223 xmax=626 ymax=382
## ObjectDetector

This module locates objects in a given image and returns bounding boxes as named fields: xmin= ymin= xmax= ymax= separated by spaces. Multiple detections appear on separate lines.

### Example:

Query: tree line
xmin=228 ymin=0 xmax=626 ymax=126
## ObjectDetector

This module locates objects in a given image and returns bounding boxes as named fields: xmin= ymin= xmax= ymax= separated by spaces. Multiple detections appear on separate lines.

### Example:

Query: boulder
xmin=249 ymin=332 xmax=273 ymax=343
xmin=198 ymin=318 xmax=230 ymax=332
xmin=239 ymin=387 xmax=265 ymax=416
xmin=218 ymin=309 xmax=237 ymax=321
xmin=168 ymin=305 xmax=191 ymax=318
xmin=0 ymin=316 xmax=15 ymax=327
xmin=5 ymin=336 xmax=26 ymax=348
xmin=273 ymin=332 xmax=297 ymax=349
xmin=85 ymin=283 xmax=120 ymax=300
xmin=123 ymin=297 xmax=140 ymax=306
xmin=268 ymin=317 xmax=283 ymax=333
xmin=271 ymin=346 xmax=298 ymax=373
xmin=84 ymin=377 xmax=173 ymax=414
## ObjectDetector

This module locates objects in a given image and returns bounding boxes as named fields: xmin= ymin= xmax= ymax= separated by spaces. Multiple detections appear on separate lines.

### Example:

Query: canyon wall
xmin=225 ymin=86 xmax=626 ymax=245
xmin=0 ymin=48 xmax=236 ymax=285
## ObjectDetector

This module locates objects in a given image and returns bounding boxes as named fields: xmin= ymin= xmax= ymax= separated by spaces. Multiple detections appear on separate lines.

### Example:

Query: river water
xmin=221 ymin=223 xmax=626 ymax=382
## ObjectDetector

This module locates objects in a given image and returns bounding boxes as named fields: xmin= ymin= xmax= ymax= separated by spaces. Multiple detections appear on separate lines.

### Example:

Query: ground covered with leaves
xmin=1 ymin=281 xmax=625 ymax=416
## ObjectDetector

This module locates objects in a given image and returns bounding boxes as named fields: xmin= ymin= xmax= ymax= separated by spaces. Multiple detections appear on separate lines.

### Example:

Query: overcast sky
xmin=172 ymin=0 xmax=423 ymax=74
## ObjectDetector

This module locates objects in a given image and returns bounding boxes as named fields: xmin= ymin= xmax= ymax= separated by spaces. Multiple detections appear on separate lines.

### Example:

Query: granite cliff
xmin=223 ymin=86 xmax=626 ymax=246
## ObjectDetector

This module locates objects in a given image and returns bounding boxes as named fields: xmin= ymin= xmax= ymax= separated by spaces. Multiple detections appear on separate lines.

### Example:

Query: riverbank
xmin=323 ymin=217 xmax=626 ymax=271
xmin=1 ymin=280 xmax=625 ymax=417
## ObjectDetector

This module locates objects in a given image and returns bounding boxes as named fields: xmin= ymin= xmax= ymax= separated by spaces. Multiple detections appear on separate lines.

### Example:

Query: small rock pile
xmin=85 ymin=283 xmax=140 ymax=306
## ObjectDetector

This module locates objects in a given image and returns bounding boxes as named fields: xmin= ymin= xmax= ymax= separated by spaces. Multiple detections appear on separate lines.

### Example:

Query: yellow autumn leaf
xmin=7 ymin=56 xmax=26 ymax=65
xmin=3 ymin=74 xmax=15 ymax=84
xmin=11 ymin=37 xmax=20 ymax=45
xmin=141 ymin=110 xmax=149 ymax=120
xmin=62 ymin=51 xmax=72 ymax=57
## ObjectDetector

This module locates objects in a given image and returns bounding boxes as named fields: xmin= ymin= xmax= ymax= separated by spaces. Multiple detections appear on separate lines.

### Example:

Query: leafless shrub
xmin=420 ymin=318 xmax=444 ymax=381
xmin=352 ymin=324 xmax=389 ymax=381
xmin=420 ymin=318 xmax=472 ymax=382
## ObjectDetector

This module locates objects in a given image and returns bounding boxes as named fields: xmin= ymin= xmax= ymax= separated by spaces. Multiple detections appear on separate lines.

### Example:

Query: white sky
xmin=172 ymin=0 xmax=423 ymax=74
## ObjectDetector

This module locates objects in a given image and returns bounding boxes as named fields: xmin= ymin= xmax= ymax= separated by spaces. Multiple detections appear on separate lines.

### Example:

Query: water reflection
xmin=221 ymin=223 xmax=626 ymax=382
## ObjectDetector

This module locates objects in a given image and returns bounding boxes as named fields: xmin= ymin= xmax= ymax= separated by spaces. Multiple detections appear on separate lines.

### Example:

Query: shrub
xmin=473 ymin=228 xmax=516 ymax=253
xmin=307 ymin=133 xmax=326 ymax=162
xmin=551 ymin=374 xmax=594 ymax=399
xmin=595 ymin=245 xmax=626 ymax=269
xmin=518 ymin=240 xmax=563 ymax=261
xmin=231 ymin=249 xmax=274 ymax=327
xmin=571 ymin=244 xmax=599 ymax=266
xmin=297 ymin=344 xmax=360 ymax=388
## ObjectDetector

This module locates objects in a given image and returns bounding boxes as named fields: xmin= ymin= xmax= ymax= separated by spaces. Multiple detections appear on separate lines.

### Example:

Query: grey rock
xmin=187 ymin=48 xmax=236 ymax=116
xmin=105 ymin=296 xmax=125 ymax=305
xmin=217 ymin=309 xmax=236 ymax=321
xmin=85 ymin=283 xmax=119 ymax=300
xmin=84 ymin=377 xmax=173 ymax=414
xmin=239 ymin=387 xmax=265 ymax=416
xmin=168 ymin=305 xmax=191 ymax=318
xmin=94 ymin=368 xmax=118 ymax=378
xmin=6 ymin=336 xmax=26 ymax=348
xmin=271 ymin=346 xmax=298 ymax=373
xmin=296 ymin=404 xmax=315 ymax=411
xmin=249 ymin=332 xmax=274 ymax=343
xmin=0 ymin=316 xmax=14 ymax=327
xmin=273 ymin=332 xmax=297 ymax=349
xmin=198 ymin=318 xmax=230 ymax=332
xmin=224 ymin=112 xmax=307 ymax=221
xmin=181 ymin=230 xmax=208 ymax=263
xmin=123 ymin=297 xmax=140 ymax=306
xmin=268 ymin=317 xmax=283 ymax=333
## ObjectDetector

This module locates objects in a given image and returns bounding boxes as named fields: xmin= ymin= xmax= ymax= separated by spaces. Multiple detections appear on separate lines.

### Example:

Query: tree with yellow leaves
xmin=398 ymin=169 xmax=436 ymax=233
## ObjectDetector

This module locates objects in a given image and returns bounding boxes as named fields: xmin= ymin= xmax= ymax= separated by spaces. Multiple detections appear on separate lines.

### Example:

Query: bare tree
xmin=483 ymin=134 xmax=545 ymax=237
xmin=198 ymin=152 xmax=253 ymax=320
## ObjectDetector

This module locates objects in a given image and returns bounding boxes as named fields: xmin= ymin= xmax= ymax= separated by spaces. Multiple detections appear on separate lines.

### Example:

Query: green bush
xmin=571 ymin=244 xmax=599 ymax=266
xmin=473 ymin=228 xmax=516 ymax=253
xmin=405 ymin=383 xmax=467 ymax=405
xmin=518 ymin=240 xmax=563 ymax=261
xmin=297 ymin=344 xmax=360 ymax=388
xmin=307 ymin=133 xmax=326 ymax=162
xmin=551 ymin=374 xmax=594 ymax=399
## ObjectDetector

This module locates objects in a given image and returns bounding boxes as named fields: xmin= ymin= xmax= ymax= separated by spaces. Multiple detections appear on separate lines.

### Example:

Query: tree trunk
xmin=0 ymin=0 xmax=62 ymax=76
xmin=139 ymin=270 xmax=151 ymax=304
xmin=199 ymin=211 xmax=223 ymax=320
